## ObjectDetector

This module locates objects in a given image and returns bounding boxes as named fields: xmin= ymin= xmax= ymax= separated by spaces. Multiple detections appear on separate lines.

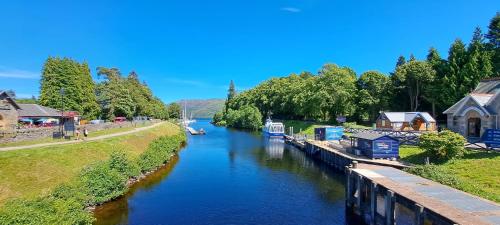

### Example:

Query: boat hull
xmin=263 ymin=131 xmax=285 ymax=137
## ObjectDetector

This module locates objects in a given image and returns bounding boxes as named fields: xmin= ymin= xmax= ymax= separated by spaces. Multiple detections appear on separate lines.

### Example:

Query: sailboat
xmin=181 ymin=100 xmax=196 ymax=126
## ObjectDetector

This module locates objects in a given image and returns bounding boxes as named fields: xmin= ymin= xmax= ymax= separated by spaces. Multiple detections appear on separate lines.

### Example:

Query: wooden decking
xmin=351 ymin=164 xmax=500 ymax=225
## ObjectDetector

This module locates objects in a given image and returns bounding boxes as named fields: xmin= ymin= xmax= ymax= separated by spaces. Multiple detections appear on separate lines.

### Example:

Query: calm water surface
xmin=94 ymin=119 xmax=348 ymax=225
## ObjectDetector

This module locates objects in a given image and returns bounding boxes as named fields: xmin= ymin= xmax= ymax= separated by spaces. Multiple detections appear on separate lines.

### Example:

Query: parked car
xmin=114 ymin=117 xmax=127 ymax=123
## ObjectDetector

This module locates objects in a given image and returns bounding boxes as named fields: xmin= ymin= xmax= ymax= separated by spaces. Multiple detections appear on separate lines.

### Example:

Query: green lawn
xmin=0 ymin=123 xmax=151 ymax=148
xmin=400 ymin=146 xmax=500 ymax=203
xmin=0 ymin=122 xmax=181 ymax=205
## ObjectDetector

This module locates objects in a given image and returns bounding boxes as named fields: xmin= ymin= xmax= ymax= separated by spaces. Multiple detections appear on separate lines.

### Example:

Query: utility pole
xmin=60 ymin=88 xmax=65 ymax=139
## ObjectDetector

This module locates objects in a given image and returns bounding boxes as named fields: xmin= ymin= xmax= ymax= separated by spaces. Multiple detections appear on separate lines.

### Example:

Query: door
xmin=467 ymin=118 xmax=481 ymax=138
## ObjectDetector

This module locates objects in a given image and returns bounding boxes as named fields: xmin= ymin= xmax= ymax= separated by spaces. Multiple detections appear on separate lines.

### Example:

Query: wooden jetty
xmin=284 ymin=135 xmax=500 ymax=225
xmin=346 ymin=163 xmax=500 ymax=225
xmin=186 ymin=127 xmax=205 ymax=135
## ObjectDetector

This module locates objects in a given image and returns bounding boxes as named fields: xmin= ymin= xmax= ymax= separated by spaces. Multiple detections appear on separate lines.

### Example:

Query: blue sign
xmin=482 ymin=129 xmax=500 ymax=148
xmin=325 ymin=127 xmax=343 ymax=141
xmin=373 ymin=140 xmax=392 ymax=153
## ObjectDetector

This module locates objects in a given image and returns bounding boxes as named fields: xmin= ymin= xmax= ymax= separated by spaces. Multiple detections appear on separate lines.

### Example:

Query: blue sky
xmin=0 ymin=0 xmax=498 ymax=103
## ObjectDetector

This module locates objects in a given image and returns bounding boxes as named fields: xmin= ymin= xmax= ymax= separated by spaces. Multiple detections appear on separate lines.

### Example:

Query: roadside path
xmin=0 ymin=122 xmax=165 ymax=152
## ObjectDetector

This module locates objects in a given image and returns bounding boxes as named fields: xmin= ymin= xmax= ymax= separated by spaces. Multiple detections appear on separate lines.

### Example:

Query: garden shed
xmin=350 ymin=133 xmax=399 ymax=159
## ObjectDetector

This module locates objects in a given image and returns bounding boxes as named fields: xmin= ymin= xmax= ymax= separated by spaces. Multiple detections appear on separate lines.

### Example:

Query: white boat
xmin=181 ymin=101 xmax=196 ymax=126
xmin=263 ymin=118 xmax=285 ymax=137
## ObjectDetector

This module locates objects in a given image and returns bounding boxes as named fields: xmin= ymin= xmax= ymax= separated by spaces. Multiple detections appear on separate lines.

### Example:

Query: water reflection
xmin=94 ymin=156 xmax=179 ymax=225
xmin=94 ymin=120 xmax=348 ymax=225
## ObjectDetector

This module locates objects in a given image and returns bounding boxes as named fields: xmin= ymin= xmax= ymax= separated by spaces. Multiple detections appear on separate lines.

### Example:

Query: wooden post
xmin=346 ymin=167 xmax=353 ymax=207
xmin=370 ymin=183 xmax=378 ymax=225
xmin=356 ymin=174 xmax=363 ymax=213
xmin=385 ymin=190 xmax=395 ymax=225
xmin=414 ymin=203 xmax=424 ymax=225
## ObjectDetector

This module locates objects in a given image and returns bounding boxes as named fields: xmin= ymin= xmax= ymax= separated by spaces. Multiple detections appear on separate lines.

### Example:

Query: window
xmin=381 ymin=120 xmax=386 ymax=126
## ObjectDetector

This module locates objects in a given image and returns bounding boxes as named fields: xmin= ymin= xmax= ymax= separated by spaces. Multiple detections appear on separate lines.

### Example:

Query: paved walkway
xmin=0 ymin=122 xmax=165 ymax=152
xmin=354 ymin=164 xmax=500 ymax=225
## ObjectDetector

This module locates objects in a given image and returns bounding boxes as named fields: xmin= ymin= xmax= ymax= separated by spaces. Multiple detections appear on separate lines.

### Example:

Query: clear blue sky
xmin=0 ymin=0 xmax=498 ymax=103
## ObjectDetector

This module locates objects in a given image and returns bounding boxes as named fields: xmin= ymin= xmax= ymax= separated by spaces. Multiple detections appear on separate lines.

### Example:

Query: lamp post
xmin=60 ymin=88 xmax=65 ymax=138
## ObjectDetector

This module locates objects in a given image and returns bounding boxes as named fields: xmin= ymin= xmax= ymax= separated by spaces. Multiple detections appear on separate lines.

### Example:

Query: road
xmin=0 ymin=122 xmax=165 ymax=152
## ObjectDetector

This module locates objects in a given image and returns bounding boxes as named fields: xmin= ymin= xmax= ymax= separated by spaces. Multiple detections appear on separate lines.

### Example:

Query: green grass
xmin=0 ymin=123 xmax=151 ymax=148
xmin=0 ymin=122 xmax=181 ymax=205
xmin=400 ymin=146 xmax=500 ymax=203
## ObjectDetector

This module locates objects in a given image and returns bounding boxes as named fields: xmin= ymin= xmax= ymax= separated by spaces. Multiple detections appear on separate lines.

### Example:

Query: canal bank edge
xmin=0 ymin=122 xmax=187 ymax=225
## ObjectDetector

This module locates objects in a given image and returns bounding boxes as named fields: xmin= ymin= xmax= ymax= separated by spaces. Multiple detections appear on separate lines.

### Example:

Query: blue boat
xmin=263 ymin=118 xmax=285 ymax=137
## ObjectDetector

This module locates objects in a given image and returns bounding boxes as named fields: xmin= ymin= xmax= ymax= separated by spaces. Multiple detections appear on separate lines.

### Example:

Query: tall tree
xmin=167 ymin=103 xmax=181 ymax=119
xmin=463 ymin=27 xmax=493 ymax=92
xmin=317 ymin=64 xmax=357 ymax=121
xmin=394 ymin=60 xmax=436 ymax=111
xmin=356 ymin=71 xmax=390 ymax=122
xmin=39 ymin=57 xmax=99 ymax=119
xmin=426 ymin=47 xmax=446 ymax=116
xmin=96 ymin=67 xmax=135 ymax=120
xmin=225 ymin=80 xmax=236 ymax=113
xmin=486 ymin=12 xmax=500 ymax=75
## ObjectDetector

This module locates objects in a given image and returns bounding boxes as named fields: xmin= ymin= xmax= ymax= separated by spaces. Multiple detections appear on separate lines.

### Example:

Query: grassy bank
xmin=0 ymin=121 xmax=186 ymax=225
xmin=400 ymin=146 xmax=500 ymax=203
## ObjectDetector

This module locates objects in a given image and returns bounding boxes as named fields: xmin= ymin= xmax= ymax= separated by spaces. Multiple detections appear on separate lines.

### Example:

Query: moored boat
xmin=263 ymin=118 xmax=284 ymax=137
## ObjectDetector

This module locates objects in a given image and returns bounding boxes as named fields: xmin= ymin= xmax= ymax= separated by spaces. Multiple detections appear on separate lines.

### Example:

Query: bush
xmin=78 ymin=161 xmax=128 ymax=204
xmin=0 ymin=197 xmax=93 ymax=225
xmin=108 ymin=150 xmax=141 ymax=178
xmin=138 ymin=133 xmax=185 ymax=172
xmin=404 ymin=164 xmax=461 ymax=187
xmin=212 ymin=111 xmax=225 ymax=125
xmin=225 ymin=105 xmax=262 ymax=130
xmin=419 ymin=130 xmax=466 ymax=160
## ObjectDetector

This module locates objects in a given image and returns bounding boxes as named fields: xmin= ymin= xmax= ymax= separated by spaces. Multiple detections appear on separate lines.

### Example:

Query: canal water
xmin=94 ymin=119 xmax=348 ymax=225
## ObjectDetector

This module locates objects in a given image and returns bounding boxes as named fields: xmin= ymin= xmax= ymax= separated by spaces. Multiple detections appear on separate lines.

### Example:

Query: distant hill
xmin=177 ymin=99 xmax=225 ymax=118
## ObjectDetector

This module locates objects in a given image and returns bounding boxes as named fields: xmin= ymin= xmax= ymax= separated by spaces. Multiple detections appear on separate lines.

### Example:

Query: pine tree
xmin=464 ymin=27 xmax=493 ymax=92
xmin=39 ymin=57 xmax=99 ymax=119
xmin=486 ymin=12 xmax=500 ymax=75
xmin=225 ymin=80 xmax=236 ymax=113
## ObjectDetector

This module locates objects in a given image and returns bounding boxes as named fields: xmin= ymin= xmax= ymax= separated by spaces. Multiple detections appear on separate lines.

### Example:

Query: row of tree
xmin=217 ymin=13 xmax=500 ymax=125
xmin=39 ymin=57 xmax=181 ymax=120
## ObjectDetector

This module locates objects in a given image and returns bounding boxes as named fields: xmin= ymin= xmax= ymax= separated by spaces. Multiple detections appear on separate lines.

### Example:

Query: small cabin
xmin=350 ymin=133 xmax=399 ymax=159
xmin=376 ymin=112 xmax=436 ymax=131
xmin=314 ymin=126 xmax=343 ymax=141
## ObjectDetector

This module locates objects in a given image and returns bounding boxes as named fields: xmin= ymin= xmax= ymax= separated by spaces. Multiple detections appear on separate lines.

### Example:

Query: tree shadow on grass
xmin=461 ymin=150 xmax=500 ymax=160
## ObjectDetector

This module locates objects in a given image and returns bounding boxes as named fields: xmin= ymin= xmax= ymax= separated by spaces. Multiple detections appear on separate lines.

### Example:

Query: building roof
xmin=381 ymin=112 xmax=436 ymax=123
xmin=443 ymin=78 xmax=500 ymax=115
xmin=473 ymin=77 xmax=500 ymax=94
xmin=17 ymin=104 xmax=61 ymax=118
xmin=0 ymin=91 xmax=21 ymax=109
xmin=351 ymin=132 xmax=395 ymax=141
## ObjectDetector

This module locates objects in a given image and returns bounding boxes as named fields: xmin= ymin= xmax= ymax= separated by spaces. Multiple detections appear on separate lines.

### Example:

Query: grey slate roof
xmin=351 ymin=132 xmax=394 ymax=141
xmin=444 ymin=78 xmax=500 ymax=115
xmin=382 ymin=112 xmax=436 ymax=123
xmin=473 ymin=78 xmax=500 ymax=94
xmin=17 ymin=104 xmax=61 ymax=117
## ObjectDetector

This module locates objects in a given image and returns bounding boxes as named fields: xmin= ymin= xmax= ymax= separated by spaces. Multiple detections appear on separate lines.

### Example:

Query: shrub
xmin=419 ymin=130 xmax=466 ymax=160
xmin=212 ymin=111 xmax=225 ymax=125
xmin=138 ymin=133 xmax=185 ymax=172
xmin=225 ymin=105 xmax=262 ymax=130
xmin=0 ymin=197 xmax=93 ymax=225
xmin=78 ymin=161 xmax=128 ymax=204
xmin=404 ymin=164 xmax=461 ymax=187
xmin=108 ymin=150 xmax=141 ymax=178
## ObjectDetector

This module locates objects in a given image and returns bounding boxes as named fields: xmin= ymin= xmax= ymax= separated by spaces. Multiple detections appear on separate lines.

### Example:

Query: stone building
xmin=444 ymin=78 xmax=500 ymax=138
xmin=0 ymin=91 xmax=20 ymax=131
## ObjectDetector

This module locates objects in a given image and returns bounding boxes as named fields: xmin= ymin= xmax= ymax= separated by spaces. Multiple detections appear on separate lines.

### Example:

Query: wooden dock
xmin=284 ymin=136 xmax=500 ymax=224
xmin=347 ymin=163 xmax=500 ymax=225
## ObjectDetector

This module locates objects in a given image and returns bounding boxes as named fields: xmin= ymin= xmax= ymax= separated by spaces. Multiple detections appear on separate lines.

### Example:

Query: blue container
xmin=482 ymin=129 xmax=500 ymax=148
xmin=314 ymin=126 xmax=344 ymax=141
xmin=352 ymin=133 xmax=399 ymax=159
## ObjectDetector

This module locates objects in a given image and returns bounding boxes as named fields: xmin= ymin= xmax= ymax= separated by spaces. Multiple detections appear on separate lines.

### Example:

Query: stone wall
xmin=0 ymin=120 xmax=157 ymax=144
